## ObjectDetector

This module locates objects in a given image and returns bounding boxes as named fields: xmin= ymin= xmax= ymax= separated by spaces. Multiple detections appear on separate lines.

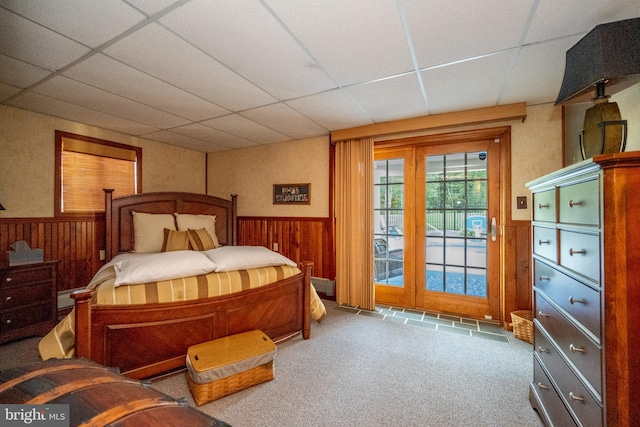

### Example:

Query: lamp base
xmin=580 ymin=101 xmax=627 ymax=160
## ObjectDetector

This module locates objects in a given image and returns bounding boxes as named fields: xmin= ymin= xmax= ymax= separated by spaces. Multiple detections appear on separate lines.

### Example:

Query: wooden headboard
xmin=104 ymin=190 xmax=237 ymax=261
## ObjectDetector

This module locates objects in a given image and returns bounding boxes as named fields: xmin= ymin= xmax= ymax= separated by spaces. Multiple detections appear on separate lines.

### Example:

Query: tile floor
xmin=336 ymin=304 xmax=509 ymax=343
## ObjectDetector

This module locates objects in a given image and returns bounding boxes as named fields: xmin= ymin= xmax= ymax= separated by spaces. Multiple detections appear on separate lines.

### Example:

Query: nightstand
xmin=0 ymin=260 xmax=59 ymax=344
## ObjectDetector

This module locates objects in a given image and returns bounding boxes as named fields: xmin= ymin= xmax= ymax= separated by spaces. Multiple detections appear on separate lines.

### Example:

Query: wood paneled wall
xmin=0 ymin=216 xmax=105 ymax=293
xmin=238 ymin=216 xmax=335 ymax=280
xmin=502 ymin=221 xmax=532 ymax=328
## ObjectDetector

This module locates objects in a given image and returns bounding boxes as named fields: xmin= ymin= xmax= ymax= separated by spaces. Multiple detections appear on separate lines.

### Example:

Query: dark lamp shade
xmin=555 ymin=17 xmax=640 ymax=105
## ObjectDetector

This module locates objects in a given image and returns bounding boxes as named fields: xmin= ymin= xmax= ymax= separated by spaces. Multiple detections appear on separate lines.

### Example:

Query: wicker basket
xmin=511 ymin=310 xmax=534 ymax=344
xmin=188 ymin=361 xmax=274 ymax=406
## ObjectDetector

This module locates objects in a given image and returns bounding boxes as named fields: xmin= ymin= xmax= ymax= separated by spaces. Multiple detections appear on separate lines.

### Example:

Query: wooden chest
xmin=186 ymin=330 xmax=276 ymax=406
xmin=0 ymin=358 xmax=228 ymax=427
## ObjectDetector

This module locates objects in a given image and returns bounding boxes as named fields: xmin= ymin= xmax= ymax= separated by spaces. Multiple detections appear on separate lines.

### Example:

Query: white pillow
xmin=133 ymin=211 xmax=176 ymax=253
xmin=175 ymin=213 xmax=220 ymax=248
xmin=113 ymin=250 xmax=217 ymax=286
xmin=204 ymin=246 xmax=297 ymax=272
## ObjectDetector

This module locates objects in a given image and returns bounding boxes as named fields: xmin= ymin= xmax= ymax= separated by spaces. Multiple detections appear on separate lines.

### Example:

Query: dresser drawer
xmin=0 ymin=267 xmax=53 ymax=288
xmin=535 ymin=293 xmax=602 ymax=395
xmin=532 ymin=355 xmax=577 ymax=427
xmin=534 ymin=261 xmax=601 ymax=340
xmin=559 ymin=179 xmax=599 ymax=226
xmin=0 ymin=282 xmax=52 ymax=310
xmin=534 ymin=329 xmax=602 ymax=427
xmin=0 ymin=301 xmax=53 ymax=333
xmin=533 ymin=190 xmax=557 ymax=222
xmin=533 ymin=226 xmax=557 ymax=262
xmin=559 ymin=230 xmax=601 ymax=283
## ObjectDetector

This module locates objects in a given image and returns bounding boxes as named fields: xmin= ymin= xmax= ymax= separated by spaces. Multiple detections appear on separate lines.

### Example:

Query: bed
xmin=39 ymin=191 xmax=326 ymax=380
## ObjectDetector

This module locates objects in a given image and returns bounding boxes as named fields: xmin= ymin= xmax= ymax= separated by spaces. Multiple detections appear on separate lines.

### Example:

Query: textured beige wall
xmin=0 ymin=105 xmax=206 ymax=218
xmin=207 ymin=136 xmax=329 ymax=217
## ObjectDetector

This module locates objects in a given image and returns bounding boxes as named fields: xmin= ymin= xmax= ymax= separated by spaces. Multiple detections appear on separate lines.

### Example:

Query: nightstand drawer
xmin=559 ymin=230 xmax=601 ymax=283
xmin=533 ymin=190 xmax=556 ymax=222
xmin=559 ymin=179 xmax=599 ymax=226
xmin=0 ymin=282 xmax=52 ymax=310
xmin=535 ymin=292 xmax=602 ymax=395
xmin=533 ymin=226 xmax=557 ymax=262
xmin=0 ymin=301 xmax=53 ymax=333
xmin=0 ymin=267 xmax=53 ymax=288
xmin=534 ymin=260 xmax=601 ymax=340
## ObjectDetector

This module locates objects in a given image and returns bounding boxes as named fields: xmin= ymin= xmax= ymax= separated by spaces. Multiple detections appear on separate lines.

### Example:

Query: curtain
xmin=335 ymin=137 xmax=375 ymax=310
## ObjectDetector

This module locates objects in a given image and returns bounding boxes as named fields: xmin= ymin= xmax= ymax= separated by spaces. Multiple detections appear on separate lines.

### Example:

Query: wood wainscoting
xmin=502 ymin=220 xmax=532 ymax=330
xmin=0 ymin=216 xmax=105 ymax=294
xmin=238 ymin=216 xmax=335 ymax=281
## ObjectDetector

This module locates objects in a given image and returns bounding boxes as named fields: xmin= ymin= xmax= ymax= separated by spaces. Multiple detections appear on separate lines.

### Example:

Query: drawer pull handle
xmin=538 ymin=203 xmax=550 ymax=209
xmin=5 ymin=319 xmax=11 ymax=324
xmin=538 ymin=276 xmax=550 ymax=282
xmin=5 ymin=296 xmax=12 ymax=301
xmin=538 ymin=239 xmax=551 ymax=245
xmin=569 ymin=344 xmax=585 ymax=353
xmin=5 ymin=277 xmax=12 ymax=282
xmin=569 ymin=392 xmax=585 ymax=402
xmin=568 ymin=200 xmax=584 ymax=208
xmin=538 ymin=311 xmax=550 ymax=318
xmin=569 ymin=296 xmax=585 ymax=304
xmin=537 ymin=382 xmax=549 ymax=390
xmin=569 ymin=248 xmax=586 ymax=256
xmin=538 ymin=346 xmax=549 ymax=353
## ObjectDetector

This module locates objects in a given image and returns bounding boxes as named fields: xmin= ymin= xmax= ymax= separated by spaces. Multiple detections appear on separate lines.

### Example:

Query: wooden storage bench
xmin=186 ymin=330 xmax=276 ymax=406
xmin=0 ymin=358 xmax=228 ymax=426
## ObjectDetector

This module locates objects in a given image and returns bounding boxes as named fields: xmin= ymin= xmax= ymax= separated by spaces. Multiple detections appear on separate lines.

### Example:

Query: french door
xmin=374 ymin=139 xmax=500 ymax=320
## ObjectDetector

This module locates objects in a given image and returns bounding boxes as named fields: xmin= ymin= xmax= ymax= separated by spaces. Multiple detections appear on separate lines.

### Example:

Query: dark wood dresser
xmin=0 ymin=260 xmax=58 ymax=344
xmin=526 ymin=152 xmax=640 ymax=427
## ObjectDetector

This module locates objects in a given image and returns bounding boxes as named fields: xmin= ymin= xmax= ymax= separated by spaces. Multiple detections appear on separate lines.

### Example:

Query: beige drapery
xmin=334 ymin=137 xmax=375 ymax=310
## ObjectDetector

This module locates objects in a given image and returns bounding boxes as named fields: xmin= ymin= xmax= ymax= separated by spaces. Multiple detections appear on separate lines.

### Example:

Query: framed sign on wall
xmin=273 ymin=183 xmax=310 ymax=205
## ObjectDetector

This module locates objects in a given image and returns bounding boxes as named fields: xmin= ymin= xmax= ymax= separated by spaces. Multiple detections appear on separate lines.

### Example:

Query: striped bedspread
xmin=39 ymin=263 xmax=326 ymax=360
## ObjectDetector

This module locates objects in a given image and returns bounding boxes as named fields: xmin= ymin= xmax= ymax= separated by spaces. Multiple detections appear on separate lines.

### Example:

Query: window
xmin=55 ymin=131 xmax=141 ymax=215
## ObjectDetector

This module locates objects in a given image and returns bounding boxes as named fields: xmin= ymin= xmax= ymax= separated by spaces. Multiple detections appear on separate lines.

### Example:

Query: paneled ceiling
xmin=1 ymin=0 xmax=638 ymax=152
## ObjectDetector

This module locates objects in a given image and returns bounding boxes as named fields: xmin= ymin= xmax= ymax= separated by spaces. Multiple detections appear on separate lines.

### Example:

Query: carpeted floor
xmin=0 ymin=300 xmax=544 ymax=427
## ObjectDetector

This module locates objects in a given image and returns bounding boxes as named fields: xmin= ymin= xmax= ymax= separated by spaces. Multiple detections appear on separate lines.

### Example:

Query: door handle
xmin=490 ymin=217 xmax=497 ymax=241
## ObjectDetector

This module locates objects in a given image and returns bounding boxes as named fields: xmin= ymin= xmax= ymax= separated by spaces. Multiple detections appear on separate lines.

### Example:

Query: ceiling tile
xmin=160 ymin=0 xmax=337 ymax=100
xmin=33 ymin=76 xmax=190 ymax=128
xmin=142 ymin=129 xmax=231 ymax=152
xmin=345 ymin=73 xmax=428 ymax=122
xmin=103 ymin=23 xmax=278 ymax=111
xmin=7 ymin=91 xmax=159 ymax=135
xmin=126 ymin=0 xmax=184 ymax=16
xmin=201 ymin=114 xmax=289 ymax=144
xmin=265 ymin=0 xmax=414 ymax=86
xmin=63 ymin=54 xmax=229 ymax=121
xmin=285 ymin=89 xmax=375 ymax=131
xmin=0 ymin=0 xmax=145 ymax=48
xmin=0 ymin=8 xmax=89 ymax=71
xmin=0 ymin=54 xmax=50 ymax=88
xmin=500 ymin=36 xmax=582 ymax=106
xmin=170 ymin=122 xmax=258 ymax=149
xmin=241 ymin=103 xmax=328 ymax=139
xmin=0 ymin=82 xmax=21 ymax=102
xmin=422 ymin=51 xmax=516 ymax=114
xmin=404 ymin=0 xmax=535 ymax=68
xmin=525 ymin=0 xmax=640 ymax=43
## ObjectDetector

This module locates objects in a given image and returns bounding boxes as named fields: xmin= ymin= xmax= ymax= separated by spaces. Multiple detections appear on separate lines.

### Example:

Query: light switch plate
xmin=517 ymin=196 xmax=527 ymax=209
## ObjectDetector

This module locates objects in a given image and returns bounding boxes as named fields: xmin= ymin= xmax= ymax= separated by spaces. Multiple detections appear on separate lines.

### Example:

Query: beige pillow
xmin=162 ymin=229 xmax=190 ymax=252
xmin=133 ymin=211 xmax=176 ymax=253
xmin=187 ymin=228 xmax=215 ymax=251
xmin=175 ymin=213 xmax=220 ymax=248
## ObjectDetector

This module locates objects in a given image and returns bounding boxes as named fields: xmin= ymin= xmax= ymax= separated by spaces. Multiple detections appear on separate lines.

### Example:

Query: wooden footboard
xmin=72 ymin=261 xmax=312 ymax=380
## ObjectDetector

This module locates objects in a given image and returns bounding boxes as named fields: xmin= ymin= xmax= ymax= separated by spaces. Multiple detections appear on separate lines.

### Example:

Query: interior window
xmin=55 ymin=131 xmax=141 ymax=215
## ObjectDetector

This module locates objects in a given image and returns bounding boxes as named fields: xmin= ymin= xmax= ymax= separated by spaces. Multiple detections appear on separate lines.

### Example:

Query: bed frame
xmin=71 ymin=190 xmax=311 ymax=380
